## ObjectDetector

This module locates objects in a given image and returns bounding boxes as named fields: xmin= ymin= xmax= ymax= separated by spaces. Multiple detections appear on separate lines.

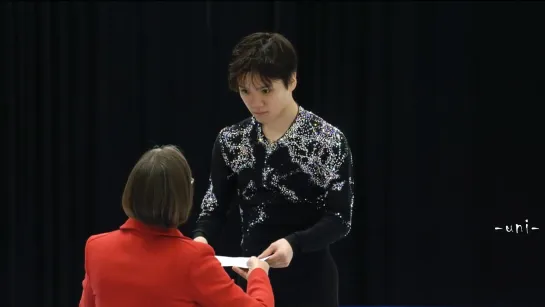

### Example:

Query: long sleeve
xmin=193 ymin=130 xmax=237 ymax=242
xmin=79 ymin=274 xmax=95 ymax=307
xmin=79 ymin=244 xmax=95 ymax=307
xmin=190 ymin=244 xmax=274 ymax=307
xmin=285 ymin=134 xmax=354 ymax=254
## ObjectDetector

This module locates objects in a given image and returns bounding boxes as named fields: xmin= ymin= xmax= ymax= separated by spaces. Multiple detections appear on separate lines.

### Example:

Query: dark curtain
xmin=3 ymin=2 xmax=545 ymax=307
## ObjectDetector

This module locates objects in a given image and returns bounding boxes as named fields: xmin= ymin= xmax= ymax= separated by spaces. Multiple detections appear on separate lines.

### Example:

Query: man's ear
xmin=289 ymin=72 xmax=297 ymax=91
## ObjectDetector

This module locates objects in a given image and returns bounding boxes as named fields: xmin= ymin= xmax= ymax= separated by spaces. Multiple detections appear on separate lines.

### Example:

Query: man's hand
xmin=258 ymin=238 xmax=293 ymax=268
xmin=193 ymin=236 xmax=208 ymax=244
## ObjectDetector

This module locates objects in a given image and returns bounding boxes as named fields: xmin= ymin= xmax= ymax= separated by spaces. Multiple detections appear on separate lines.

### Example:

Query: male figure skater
xmin=193 ymin=32 xmax=354 ymax=307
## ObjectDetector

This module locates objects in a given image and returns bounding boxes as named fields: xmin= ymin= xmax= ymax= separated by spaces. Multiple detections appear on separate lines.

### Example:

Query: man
xmin=193 ymin=32 xmax=354 ymax=307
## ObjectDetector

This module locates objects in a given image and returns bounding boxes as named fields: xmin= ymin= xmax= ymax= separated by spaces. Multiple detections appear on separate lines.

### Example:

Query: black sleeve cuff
xmin=284 ymin=233 xmax=301 ymax=257
xmin=192 ymin=231 xmax=207 ymax=240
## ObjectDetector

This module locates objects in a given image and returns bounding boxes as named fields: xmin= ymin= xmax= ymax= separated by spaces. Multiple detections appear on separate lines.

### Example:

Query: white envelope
xmin=215 ymin=255 xmax=271 ymax=269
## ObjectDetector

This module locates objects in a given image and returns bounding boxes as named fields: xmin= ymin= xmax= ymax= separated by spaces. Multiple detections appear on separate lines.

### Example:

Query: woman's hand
xmin=232 ymin=256 xmax=270 ymax=279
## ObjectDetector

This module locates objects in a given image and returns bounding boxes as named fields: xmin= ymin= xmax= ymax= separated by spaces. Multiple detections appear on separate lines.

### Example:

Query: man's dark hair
xmin=121 ymin=145 xmax=193 ymax=228
xmin=228 ymin=32 xmax=298 ymax=92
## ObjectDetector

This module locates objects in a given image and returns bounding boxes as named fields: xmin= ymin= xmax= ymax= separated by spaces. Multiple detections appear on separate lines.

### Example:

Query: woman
xmin=79 ymin=145 xmax=273 ymax=307
xmin=193 ymin=32 xmax=355 ymax=307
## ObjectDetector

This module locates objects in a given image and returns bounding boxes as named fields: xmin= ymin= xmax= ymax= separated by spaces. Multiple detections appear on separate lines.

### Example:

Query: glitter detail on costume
xmin=199 ymin=179 xmax=217 ymax=217
xmin=248 ymin=202 xmax=267 ymax=230
xmin=195 ymin=106 xmax=354 ymax=250
xmin=331 ymin=181 xmax=345 ymax=191
xmin=219 ymin=123 xmax=255 ymax=175
xmin=242 ymin=180 xmax=257 ymax=200
xmin=256 ymin=110 xmax=348 ymax=190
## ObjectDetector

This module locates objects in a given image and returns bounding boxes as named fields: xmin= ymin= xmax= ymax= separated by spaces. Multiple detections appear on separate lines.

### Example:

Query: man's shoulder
xmin=216 ymin=116 xmax=255 ymax=143
xmin=222 ymin=116 xmax=254 ymax=133
xmin=299 ymin=107 xmax=348 ymax=144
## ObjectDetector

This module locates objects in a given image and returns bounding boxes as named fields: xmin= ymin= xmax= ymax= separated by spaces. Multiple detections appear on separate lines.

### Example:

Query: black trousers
xmin=237 ymin=247 xmax=339 ymax=307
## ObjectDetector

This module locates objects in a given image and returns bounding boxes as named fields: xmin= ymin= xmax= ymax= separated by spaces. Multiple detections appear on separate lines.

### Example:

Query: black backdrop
xmin=3 ymin=2 xmax=545 ymax=307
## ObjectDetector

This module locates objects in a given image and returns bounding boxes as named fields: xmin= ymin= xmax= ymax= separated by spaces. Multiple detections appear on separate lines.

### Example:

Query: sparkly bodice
xmin=193 ymin=106 xmax=354 ymax=255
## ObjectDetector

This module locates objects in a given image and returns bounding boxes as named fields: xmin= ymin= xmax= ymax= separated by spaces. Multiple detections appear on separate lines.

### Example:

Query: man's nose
xmin=248 ymin=96 xmax=264 ymax=107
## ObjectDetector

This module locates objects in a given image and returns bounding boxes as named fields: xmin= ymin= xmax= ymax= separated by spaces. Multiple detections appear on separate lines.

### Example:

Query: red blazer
xmin=79 ymin=218 xmax=274 ymax=307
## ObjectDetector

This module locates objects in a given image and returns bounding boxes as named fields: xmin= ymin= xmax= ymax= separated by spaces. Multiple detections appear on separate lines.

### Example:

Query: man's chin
xmin=253 ymin=114 xmax=270 ymax=123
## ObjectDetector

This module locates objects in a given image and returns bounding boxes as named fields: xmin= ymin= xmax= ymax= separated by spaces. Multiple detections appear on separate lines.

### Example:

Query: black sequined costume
xmin=193 ymin=106 xmax=354 ymax=307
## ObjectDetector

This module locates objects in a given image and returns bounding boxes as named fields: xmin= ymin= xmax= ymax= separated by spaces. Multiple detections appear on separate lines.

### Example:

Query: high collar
xmin=119 ymin=218 xmax=183 ymax=238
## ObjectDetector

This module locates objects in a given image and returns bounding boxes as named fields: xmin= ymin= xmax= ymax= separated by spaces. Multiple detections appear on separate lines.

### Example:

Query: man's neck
xmin=262 ymin=100 xmax=299 ymax=142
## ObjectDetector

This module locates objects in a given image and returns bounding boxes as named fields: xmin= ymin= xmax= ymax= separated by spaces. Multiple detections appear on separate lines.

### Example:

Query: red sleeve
xmin=189 ymin=244 xmax=274 ymax=307
xmin=79 ymin=241 xmax=96 ymax=307
xmin=79 ymin=273 xmax=95 ymax=307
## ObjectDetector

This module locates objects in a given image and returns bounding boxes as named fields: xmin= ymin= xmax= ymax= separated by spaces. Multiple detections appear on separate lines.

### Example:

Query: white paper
xmin=215 ymin=256 xmax=271 ymax=269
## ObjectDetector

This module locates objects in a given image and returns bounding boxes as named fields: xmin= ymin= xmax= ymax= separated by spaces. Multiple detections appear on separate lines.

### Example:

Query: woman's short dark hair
xmin=121 ymin=145 xmax=193 ymax=228
xmin=228 ymin=32 xmax=298 ymax=92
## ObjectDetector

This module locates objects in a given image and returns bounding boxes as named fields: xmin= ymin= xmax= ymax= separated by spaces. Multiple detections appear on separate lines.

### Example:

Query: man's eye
xmin=261 ymin=88 xmax=270 ymax=94
xmin=240 ymin=89 xmax=248 ymax=94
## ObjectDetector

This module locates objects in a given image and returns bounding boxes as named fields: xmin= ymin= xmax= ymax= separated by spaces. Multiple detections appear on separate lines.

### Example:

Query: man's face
xmin=238 ymin=73 xmax=296 ymax=124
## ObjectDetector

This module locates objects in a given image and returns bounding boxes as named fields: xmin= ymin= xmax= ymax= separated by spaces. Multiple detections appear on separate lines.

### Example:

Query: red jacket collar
xmin=120 ymin=218 xmax=183 ymax=238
